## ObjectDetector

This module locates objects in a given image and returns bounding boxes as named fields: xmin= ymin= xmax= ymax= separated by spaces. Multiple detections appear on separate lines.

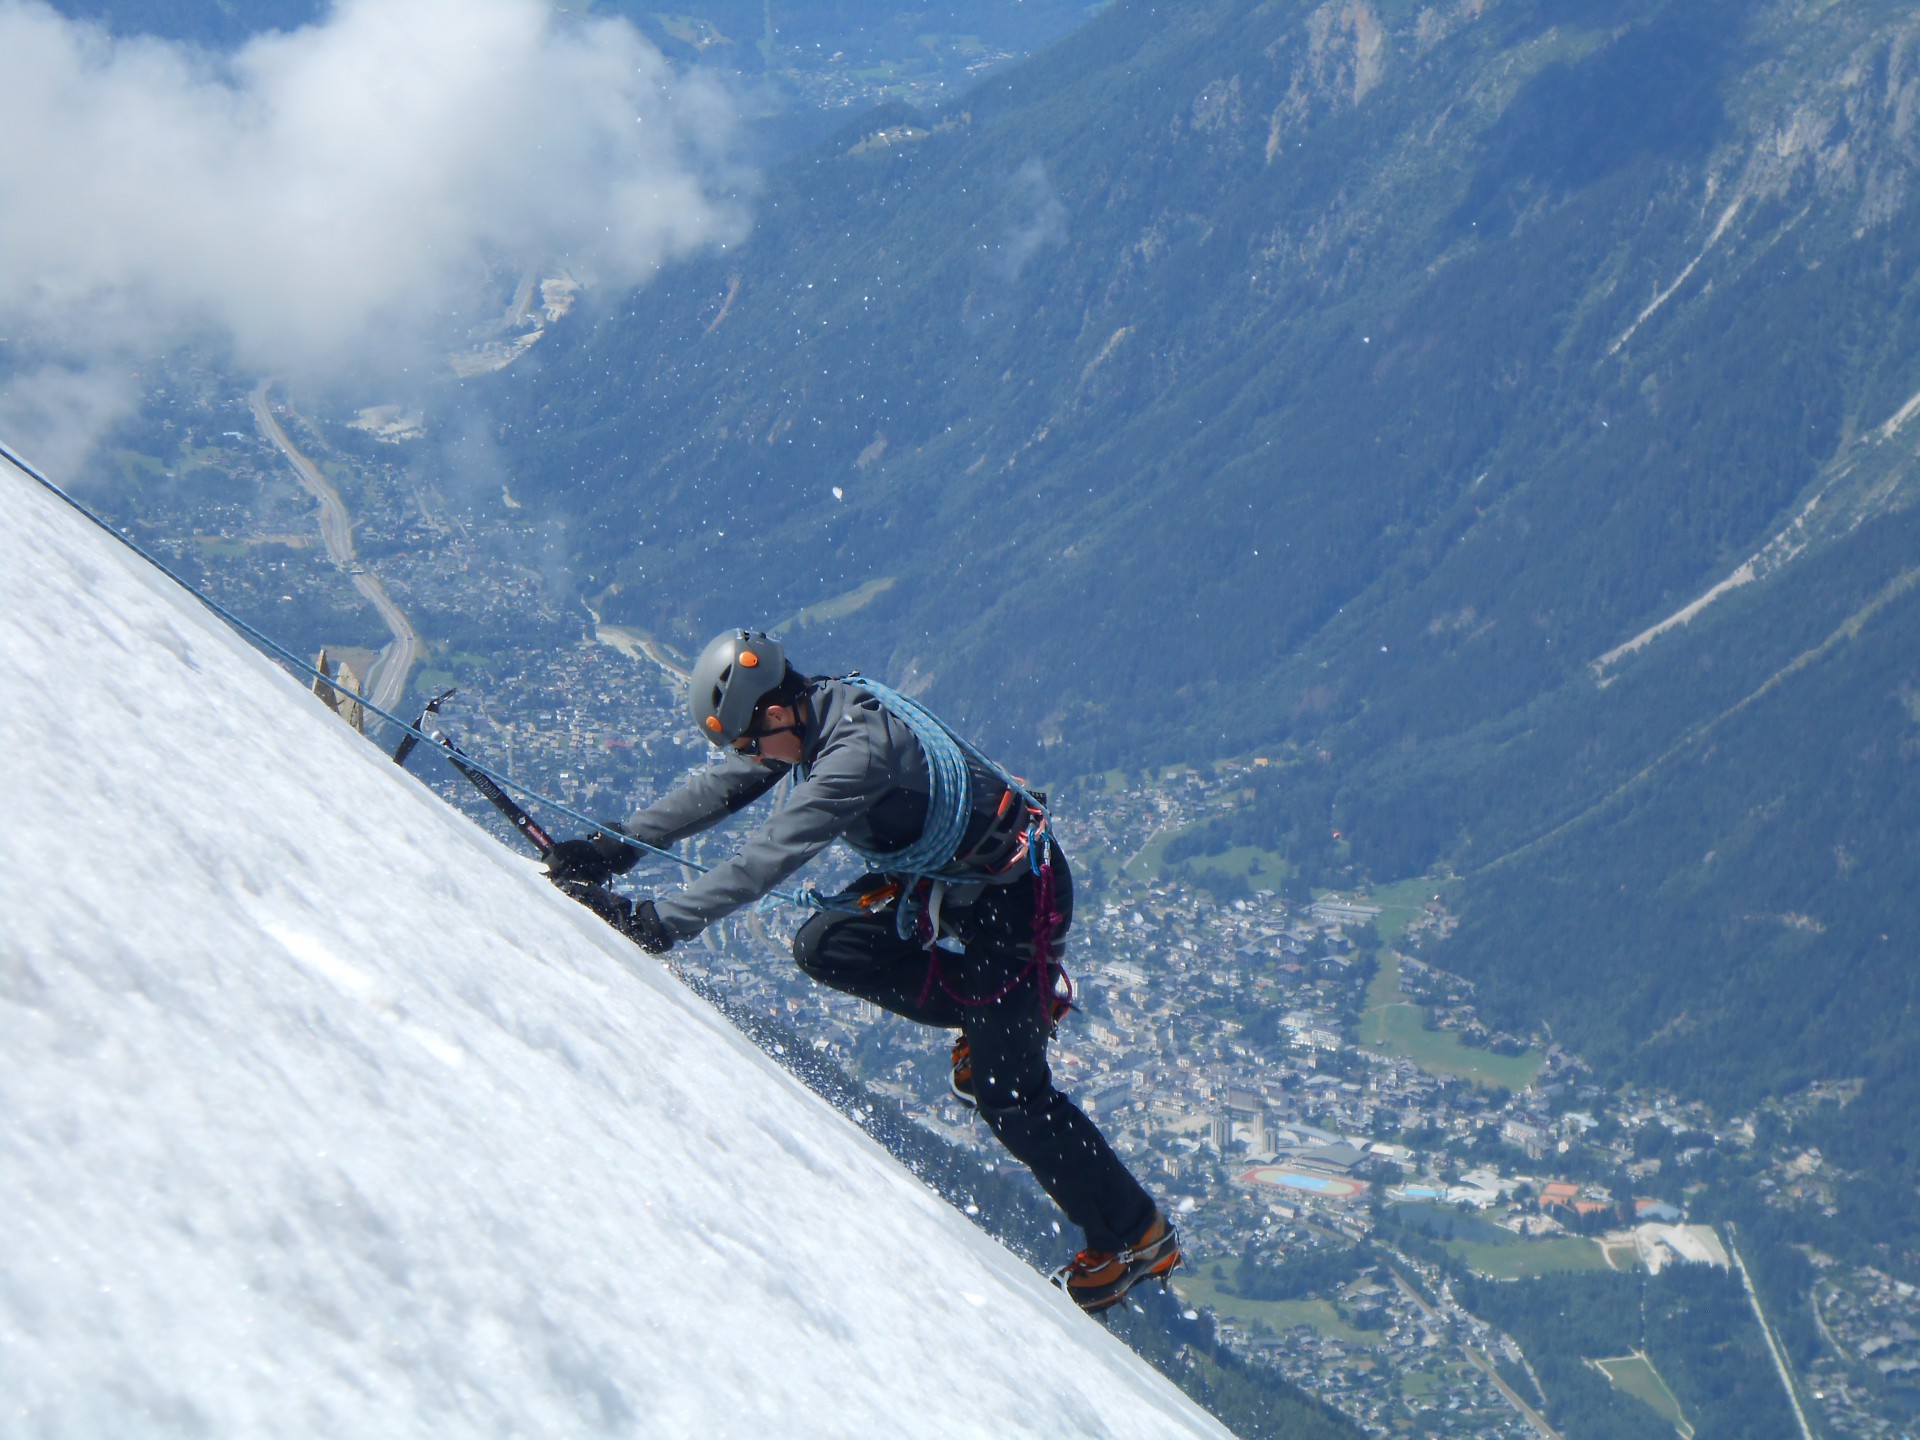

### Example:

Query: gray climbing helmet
xmin=688 ymin=629 xmax=788 ymax=746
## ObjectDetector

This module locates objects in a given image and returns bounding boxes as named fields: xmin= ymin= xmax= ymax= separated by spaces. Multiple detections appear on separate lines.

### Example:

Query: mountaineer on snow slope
xmin=543 ymin=628 xmax=1181 ymax=1313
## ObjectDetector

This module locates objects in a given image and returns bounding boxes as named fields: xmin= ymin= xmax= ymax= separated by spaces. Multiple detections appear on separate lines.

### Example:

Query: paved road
xmin=1727 ymin=1229 xmax=1816 ymax=1440
xmin=251 ymin=380 xmax=421 ymax=715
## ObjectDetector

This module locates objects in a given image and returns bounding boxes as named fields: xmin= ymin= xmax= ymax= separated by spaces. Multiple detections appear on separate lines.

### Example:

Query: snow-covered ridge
xmin=0 ymin=471 xmax=1229 ymax=1439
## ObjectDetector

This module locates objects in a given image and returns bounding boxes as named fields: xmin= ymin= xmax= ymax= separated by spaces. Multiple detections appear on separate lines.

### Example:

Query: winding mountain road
xmin=251 ymin=380 xmax=420 ymax=715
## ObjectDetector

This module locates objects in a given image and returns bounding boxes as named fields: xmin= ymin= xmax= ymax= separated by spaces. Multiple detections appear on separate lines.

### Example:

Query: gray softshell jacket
xmin=619 ymin=677 xmax=1027 ymax=940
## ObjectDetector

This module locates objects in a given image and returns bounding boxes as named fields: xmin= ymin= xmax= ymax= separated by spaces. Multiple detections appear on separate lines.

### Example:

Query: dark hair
xmin=763 ymin=663 xmax=812 ymax=712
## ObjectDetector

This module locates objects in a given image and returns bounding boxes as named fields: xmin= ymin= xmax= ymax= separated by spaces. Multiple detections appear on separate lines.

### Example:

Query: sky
xmin=0 ymin=0 xmax=749 ymax=470
xmin=0 ymin=464 xmax=1231 ymax=1438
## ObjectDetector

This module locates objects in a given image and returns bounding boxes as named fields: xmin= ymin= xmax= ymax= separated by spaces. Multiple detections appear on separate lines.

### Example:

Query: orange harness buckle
xmin=856 ymin=882 xmax=903 ymax=912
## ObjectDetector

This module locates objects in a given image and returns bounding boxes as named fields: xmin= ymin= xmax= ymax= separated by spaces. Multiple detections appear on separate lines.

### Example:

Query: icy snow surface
xmin=0 ymin=470 xmax=1231 ymax=1439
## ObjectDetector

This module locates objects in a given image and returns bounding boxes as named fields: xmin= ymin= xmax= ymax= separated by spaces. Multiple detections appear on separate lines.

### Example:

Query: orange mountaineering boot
xmin=1052 ymin=1213 xmax=1182 ymax=1314
xmin=948 ymin=1034 xmax=976 ymax=1109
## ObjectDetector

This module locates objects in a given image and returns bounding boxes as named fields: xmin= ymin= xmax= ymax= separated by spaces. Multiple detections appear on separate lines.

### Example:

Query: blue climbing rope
xmin=843 ymin=676 xmax=1053 ymax=942
xmin=835 ymin=676 xmax=1048 ymax=883
xmin=773 ymin=675 xmax=1052 ymax=935
xmin=836 ymin=678 xmax=973 ymax=877
xmin=752 ymin=677 xmax=1056 ymax=929
xmin=0 ymin=435 xmax=840 ymax=907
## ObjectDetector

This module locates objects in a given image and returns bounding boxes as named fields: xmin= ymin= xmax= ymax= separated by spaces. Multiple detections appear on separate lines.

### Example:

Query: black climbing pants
xmin=792 ymin=846 xmax=1157 ymax=1254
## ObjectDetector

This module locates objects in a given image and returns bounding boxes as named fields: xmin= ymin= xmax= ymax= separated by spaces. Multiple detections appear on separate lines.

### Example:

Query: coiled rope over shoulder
xmin=820 ymin=675 xmax=1049 ymax=882
xmin=768 ymin=675 xmax=1056 ymax=928
xmin=849 ymin=677 xmax=1068 ymax=1019
xmin=838 ymin=677 xmax=975 ymax=878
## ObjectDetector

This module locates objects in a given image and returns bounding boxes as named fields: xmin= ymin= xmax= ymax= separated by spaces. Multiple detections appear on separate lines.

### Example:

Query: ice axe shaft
xmin=433 ymin=731 xmax=557 ymax=856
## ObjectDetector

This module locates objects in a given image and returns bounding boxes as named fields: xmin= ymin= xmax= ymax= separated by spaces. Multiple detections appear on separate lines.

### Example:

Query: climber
xmin=543 ymin=628 xmax=1179 ymax=1312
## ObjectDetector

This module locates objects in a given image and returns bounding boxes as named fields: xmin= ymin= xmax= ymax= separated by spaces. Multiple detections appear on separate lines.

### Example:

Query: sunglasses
xmin=733 ymin=716 xmax=803 ymax=756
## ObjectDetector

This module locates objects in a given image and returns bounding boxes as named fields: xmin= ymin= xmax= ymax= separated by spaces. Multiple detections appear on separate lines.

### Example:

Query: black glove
xmin=625 ymin=899 xmax=675 ymax=955
xmin=557 ymin=885 xmax=672 ymax=954
xmin=543 ymin=831 xmax=641 ymax=886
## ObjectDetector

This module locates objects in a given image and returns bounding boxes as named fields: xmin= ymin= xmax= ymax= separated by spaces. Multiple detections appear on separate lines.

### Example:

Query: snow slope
xmin=0 ymin=470 xmax=1231 ymax=1439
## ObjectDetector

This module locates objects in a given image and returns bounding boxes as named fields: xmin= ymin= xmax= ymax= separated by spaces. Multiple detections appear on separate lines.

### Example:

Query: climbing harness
xmin=909 ymin=848 xmax=1076 ymax=1029
xmin=800 ymin=677 xmax=1070 ymax=1024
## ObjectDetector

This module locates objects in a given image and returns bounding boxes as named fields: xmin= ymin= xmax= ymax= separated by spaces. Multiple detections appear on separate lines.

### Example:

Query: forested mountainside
xmin=492 ymin=0 xmax=1920 ymax=1259
xmin=501 ymin=0 xmax=1919 ymax=763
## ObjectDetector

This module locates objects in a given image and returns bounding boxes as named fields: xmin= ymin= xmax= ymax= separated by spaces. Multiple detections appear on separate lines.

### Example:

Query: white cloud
xmin=999 ymin=157 xmax=1067 ymax=281
xmin=0 ymin=0 xmax=747 ymax=461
